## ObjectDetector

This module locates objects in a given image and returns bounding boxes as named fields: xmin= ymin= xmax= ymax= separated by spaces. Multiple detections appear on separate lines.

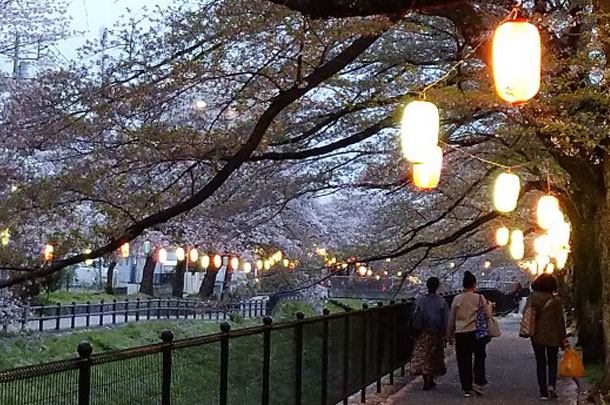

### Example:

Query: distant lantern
xmin=493 ymin=172 xmax=521 ymax=213
xmin=143 ymin=240 xmax=151 ymax=255
xmin=492 ymin=19 xmax=541 ymax=104
xmin=367 ymin=269 xmax=373 ymax=277
xmin=537 ymin=195 xmax=562 ymax=230
xmin=201 ymin=254 xmax=210 ymax=269
xmin=264 ymin=260 xmax=271 ymax=270
xmin=534 ymin=234 xmax=551 ymax=255
xmin=283 ymin=259 xmax=289 ymax=267
xmin=84 ymin=249 xmax=94 ymax=266
xmin=230 ymin=257 xmax=239 ymax=270
xmin=412 ymin=146 xmax=443 ymax=189
xmin=275 ymin=251 xmax=283 ymax=262
xmin=545 ymin=263 xmax=555 ymax=274
xmin=243 ymin=262 xmax=252 ymax=274
xmin=175 ymin=247 xmax=185 ymax=262
xmin=556 ymin=249 xmax=568 ymax=269
xmin=189 ymin=248 xmax=199 ymax=263
xmin=213 ymin=254 xmax=222 ymax=269
xmin=158 ymin=248 xmax=168 ymax=264
xmin=43 ymin=243 xmax=54 ymax=261
xmin=120 ymin=242 xmax=130 ymax=258
xmin=483 ymin=260 xmax=492 ymax=269
xmin=401 ymin=100 xmax=440 ymax=163
xmin=397 ymin=271 xmax=403 ymax=277
xmin=1 ymin=229 xmax=10 ymax=246
xmin=536 ymin=254 xmax=550 ymax=272
xmin=510 ymin=230 xmax=525 ymax=260
xmin=256 ymin=259 xmax=264 ymax=270
xmin=496 ymin=226 xmax=510 ymax=246
xmin=383 ymin=270 xmax=389 ymax=276
xmin=358 ymin=266 xmax=367 ymax=276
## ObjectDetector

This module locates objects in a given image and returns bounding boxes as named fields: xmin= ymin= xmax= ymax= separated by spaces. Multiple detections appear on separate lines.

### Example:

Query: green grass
xmin=32 ymin=290 xmax=134 ymax=305
xmin=274 ymin=301 xmax=317 ymax=321
xmin=585 ymin=361 xmax=604 ymax=386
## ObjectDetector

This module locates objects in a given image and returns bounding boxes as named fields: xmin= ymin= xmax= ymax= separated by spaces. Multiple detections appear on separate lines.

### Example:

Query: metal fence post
xmin=262 ymin=316 xmax=272 ymax=405
xmin=219 ymin=322 xmax=231 ymax=405
xmin=124 ymin=299 xmax=129 ymax=323
xmin=360 ymin=304 xmax=368 ymax=403
xmin=136 ymin=298 xmax=141 ymax=322
xmin=161 ymin=330 xmax=174 ymax=405
xmin=400 ymin=299 xmax=407 ymax=377
xmin=55 ymin=303 xmax=61 ymax=331
xmin=99 ymin=300 xmax=104 ymax=326
xmin=389 ymin=301 xmax=396 ymax=385
xmin=376 ymin=302 xmax=384 ymax=394
xmin=321 ymin=308 xmax=330 ymax=405
xmin=112 ymin=300 xmax=117 ymax=325
xmin=77 ymin=341 xmax=93 ymax=405
xmin=86 ymin=301 xmax=91 ymax=328
xmin=147 ymin=299 xmax=152 ymax=320
xmin=295 ymin=312 xmax=304 ymax=405
xmin=342 ymin=308 xmax=351 ymax=405
xmin=38 ymin=305 xmax=44 ymax=331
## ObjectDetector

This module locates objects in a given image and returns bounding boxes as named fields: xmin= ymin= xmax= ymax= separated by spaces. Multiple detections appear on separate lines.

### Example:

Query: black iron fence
xmin=0 ymin=301 xmax=415 ymax=405
xmin=12 ymin=298 xmax=269 ymax=332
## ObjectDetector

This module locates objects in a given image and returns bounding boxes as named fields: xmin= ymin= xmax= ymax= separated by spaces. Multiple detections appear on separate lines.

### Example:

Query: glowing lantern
xmin=256 ymin=259 xmax=264 ymax=270
xmin=243 ymin=262 xmax=252 ymax=274
xmin=84 ymin=249 xmax=94 ymax=266
xmin=383 ymin=270 xmax=389 ymax=276
xmin=358 ymin=266 xmax=367 ymax=276
xmin=556 ymin=249 xmax=568 ymax=269
xmin=534 ymin=235 xmax=551 ymax=255
xmin=375 ymin=275 xmax=381 ymax=280
xmin=548 ymin=221 xmax=570 ymax=252
xmin=175 ymin=247 xmax=185 ymax=262
xmin=510 ymin=230 xmax=525 ymax=260
xmin=545 ymin=263 xmax=555 ymax=274
xmin=283 ymin=259 xmax=289 ymax=267
xmin=316 ymin=247 xmax=327 ymax=256
xmin=493 ymin=172 xmax=521 ymax=213
xmin=201 ymin=254 xmax=210 ymax=269
xmin=43 ymin=243 xmax=54 ymax=261
xmin=189 ymin=248 xmax=199 ymax=263
xmin=1 ymin=229 xmax=10 ymax=246
xmin=397 ymin=271 xmax=403 ymax=277
xmin=537 ymin=195 xmax=562 ymax=230
xmin=158 ymin=248 xmax=167 ymax=264
xmin=143 ymin=241 xmax=151 ymax=255
xmin=367 ymin=269 xmax=373 ymax=277
xmin=412 ymin=146 xmax=443 ymax=189
xmin=536 ymin=254 xmax=550 ymax=271
xmin=492 ymin=19 xmax=541 ymax=104
xmin=275 ymin=251 xmax=283 ymax=262
xmin=230 ymin=257 xmax=239 ymax=270
xmin=264 ymin=260 xmax=271 ymax=270
xmin=496 ymin=226 xmax=510 ymax=246
xmin=120 ymin=242 xmax=130 ymax=258
xmin=213 ymin=254 xmax=222 ymax=268
xmin=483 ymin=260 xmax=491 ymax=269
xmin=401 ymin=100 xmax=439 ymax=163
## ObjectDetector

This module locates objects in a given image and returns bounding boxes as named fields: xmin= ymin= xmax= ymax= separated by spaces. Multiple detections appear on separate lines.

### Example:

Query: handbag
xmin=475 ymin=295 xmax=491 ymax=343
xmin=519 ymin=296 xmax=554 ymax=338
xmin=489 ymin=315 xmax=501 ymax=338
xmin=559 ymin=347 xmax=585 ymax=378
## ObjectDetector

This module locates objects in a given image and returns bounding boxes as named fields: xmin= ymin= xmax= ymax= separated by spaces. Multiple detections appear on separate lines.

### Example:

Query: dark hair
xmin=463 ymin=271 xmax=477 ymax=289
xmin=426 ymin=277 xmax=440 ymax=293
xmin=532 ymin=273 xmax=558 ymax=293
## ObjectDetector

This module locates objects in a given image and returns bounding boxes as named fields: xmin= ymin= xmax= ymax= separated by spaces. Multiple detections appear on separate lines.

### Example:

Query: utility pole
xmin=11 ymin=34 xmax=20 ymax=78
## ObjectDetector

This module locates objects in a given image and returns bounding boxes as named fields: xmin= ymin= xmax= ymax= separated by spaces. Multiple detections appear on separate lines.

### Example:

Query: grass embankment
xmin=32 ymin=290 xmax=147 ymax=305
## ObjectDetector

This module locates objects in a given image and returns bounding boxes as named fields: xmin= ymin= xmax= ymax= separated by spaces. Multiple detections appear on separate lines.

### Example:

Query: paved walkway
xmin=385 ymin=316 xmax=578 ymax=404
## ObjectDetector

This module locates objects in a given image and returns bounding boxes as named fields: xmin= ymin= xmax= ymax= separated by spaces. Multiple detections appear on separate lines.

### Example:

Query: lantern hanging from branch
xmin=537 ymin=195 xmax=562 ymax=230
xmin=1 ymin=229 xmax=10 ymax=246
xmin=43 ymin=243 xmax=54 ymax=261
xmin=492 ymin=19 xmax=541 ymax=104
xmin=230 ymin=257 xmax=239 ymax=270
xmin=493 ymin=172 xmax=521 ymax=213
xmin=243 ymin=262 xmax=252 ymax=274
xmin=200 ymin=254 xmax=210 ymax=269
xmin=256 ymin=259 xmax=264 ymax=270
xmin=401 ymin=100 xmax=439 ymax=163
xmin=510 ymin=229 xmax=525 ymax=260
xmin=143 ymin=241 xmax=151 ymax=255
xmin=358 ymin=266 xmax=367 ymax=277
xmin=413 ymin=146 xmax=443 ymax=189
xmin=120 ymin=242 xmax=130 ymax=258
xmin=189 ymin=248 xmax=199 ymax=263
xmin=158 ymin=248 xmax=167 ymax=264
xmin=84 ymin=249 xmax=94 ymax=266
xmin=264 ymin=260 xmax=271 ymax=270
xmin=213 ymin=254 xmax=222 ymax=269
xmin=175 ymin=247 xmax=185 ymax=262
xmin=496 ymin=226 xmax=510 ymax=246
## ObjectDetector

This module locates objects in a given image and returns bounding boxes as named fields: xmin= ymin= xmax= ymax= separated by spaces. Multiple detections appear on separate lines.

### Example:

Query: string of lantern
xmin=401 ymin=2 xmax=569 ymax=276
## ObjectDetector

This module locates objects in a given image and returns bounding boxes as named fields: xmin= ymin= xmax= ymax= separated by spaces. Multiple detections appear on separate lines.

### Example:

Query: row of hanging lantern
xmin=400 ymin=4 xmax=541 ymax=190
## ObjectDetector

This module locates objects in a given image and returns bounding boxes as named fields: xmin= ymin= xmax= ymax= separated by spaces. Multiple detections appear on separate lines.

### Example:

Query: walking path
xmin=384 ymin=316 xmax=579 ymax=404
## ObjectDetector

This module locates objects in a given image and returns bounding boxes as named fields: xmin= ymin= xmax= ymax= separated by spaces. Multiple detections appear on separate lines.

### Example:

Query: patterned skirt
xmin=410 ymin=331 xmax=447 ymax=376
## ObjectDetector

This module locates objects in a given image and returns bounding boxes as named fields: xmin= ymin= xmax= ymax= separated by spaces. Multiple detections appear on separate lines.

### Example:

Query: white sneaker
xmin=540 ymin=396 xmax=549 ymax=401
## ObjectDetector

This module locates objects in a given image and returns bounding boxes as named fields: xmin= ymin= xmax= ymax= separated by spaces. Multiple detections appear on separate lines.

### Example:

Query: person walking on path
xmin=410 ymin=277 xmax=449 ymax=391
xmin=447 ymin=271 xmax=493 ymax=397
xmin=523 ymin=273 xmax=568 ymax=401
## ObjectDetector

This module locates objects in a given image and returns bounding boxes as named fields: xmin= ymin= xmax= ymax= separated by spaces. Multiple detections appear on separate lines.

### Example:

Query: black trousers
xmin=531 ymin=342 xmax=559 ymax=396
xmin=455 ymin=332 xmax=488 ymax=391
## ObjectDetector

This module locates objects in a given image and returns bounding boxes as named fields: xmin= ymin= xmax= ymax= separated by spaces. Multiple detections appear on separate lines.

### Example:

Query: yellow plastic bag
xmin=559 ymin=348 xmax=585 ymax=378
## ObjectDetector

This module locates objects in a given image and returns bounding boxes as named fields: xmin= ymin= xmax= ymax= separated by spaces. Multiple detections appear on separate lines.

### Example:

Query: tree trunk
xmin=105 ymin=261 xmax=117 ymax=294
xmin=199 ymin=268 xmax=219 ymax=299
xmin=598 ymin=155 xmax=610 ymax=392
xmin=140 ymin=253 xmax=156 ymax=296
xmin=222 ymin=268 xmax=234 ymax=299
xmin=172 ymin=259 xmax=186 ymax=298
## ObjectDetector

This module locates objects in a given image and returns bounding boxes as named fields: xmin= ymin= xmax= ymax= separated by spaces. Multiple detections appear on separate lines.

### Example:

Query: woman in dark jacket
xmin=524 ymin=274 xmax=568 ymax=400
xmin=410 ymin=277 xmax=449 ymax=390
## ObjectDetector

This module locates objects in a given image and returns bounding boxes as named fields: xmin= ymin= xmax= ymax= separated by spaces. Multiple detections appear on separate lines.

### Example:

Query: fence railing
xmin=0 ymin=301 xmax=415 ymax=405
xmin=13 ymin=298 xmax=269 ymax=332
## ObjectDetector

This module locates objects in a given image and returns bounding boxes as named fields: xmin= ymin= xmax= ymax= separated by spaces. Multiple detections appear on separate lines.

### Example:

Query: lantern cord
xmin=420 ymin=37 xmax=489 ymax=98
xmin=440 ymin=140 xmax=529 ymax=170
